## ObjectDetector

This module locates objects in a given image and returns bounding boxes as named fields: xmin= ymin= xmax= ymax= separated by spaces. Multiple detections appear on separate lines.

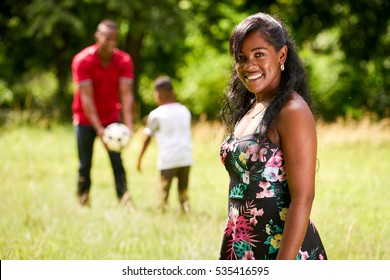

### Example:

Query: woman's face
xmin=235 ymin=31 xmax=287 ymax=97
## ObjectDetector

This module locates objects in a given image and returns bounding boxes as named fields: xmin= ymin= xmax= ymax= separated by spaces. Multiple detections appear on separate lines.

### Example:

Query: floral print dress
xmin=219 ymin=128 xmax=327 ymax=260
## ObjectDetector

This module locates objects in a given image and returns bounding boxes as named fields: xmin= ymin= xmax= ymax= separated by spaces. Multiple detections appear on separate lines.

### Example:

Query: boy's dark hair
xmin=154 ymin=76 xmax=173 ymax=91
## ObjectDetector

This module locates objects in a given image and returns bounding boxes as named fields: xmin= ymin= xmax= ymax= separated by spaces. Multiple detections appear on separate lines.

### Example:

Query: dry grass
xmin=317 ymin=117 xmax=390 ymax=145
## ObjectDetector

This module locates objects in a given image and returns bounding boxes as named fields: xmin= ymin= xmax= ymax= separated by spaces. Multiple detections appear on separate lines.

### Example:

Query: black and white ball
xmin=102 ymin=123 xmax=131 ymax=152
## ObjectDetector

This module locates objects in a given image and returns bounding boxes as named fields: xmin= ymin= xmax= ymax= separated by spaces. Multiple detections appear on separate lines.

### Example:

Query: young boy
xmin=137 ymin=76 xmax=193 ymax=214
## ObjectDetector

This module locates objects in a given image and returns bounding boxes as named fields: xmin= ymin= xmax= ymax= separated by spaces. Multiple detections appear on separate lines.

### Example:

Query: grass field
xmin=0 ymin=119 xmax=389 ymax=260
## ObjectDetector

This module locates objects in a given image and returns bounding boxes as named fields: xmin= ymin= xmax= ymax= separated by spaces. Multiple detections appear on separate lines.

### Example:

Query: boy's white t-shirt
xmin=144 ymin=102 xmax=193 ymax=170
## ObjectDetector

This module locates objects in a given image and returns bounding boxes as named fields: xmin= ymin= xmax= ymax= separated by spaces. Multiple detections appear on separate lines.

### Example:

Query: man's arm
xmin=120 ymin=80 xmax=135 ymax=132
xmin=79 ymin=84 xmax=105 ymax=138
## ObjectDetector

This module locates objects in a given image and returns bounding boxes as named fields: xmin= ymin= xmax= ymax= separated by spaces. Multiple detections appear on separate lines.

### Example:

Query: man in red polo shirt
xmin=71 ymin=19 xmax=134 ymax=207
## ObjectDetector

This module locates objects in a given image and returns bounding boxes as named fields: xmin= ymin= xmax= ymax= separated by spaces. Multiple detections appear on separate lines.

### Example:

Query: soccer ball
xmin=102 ymin=123 xmax=131 ymax=152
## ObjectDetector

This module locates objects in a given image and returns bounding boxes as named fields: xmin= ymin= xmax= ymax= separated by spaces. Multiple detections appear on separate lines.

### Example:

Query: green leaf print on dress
xmin=233 ymin=240 xmax=252 ymax=259
xmin=230 ymin=182 xmax=247 ymax=198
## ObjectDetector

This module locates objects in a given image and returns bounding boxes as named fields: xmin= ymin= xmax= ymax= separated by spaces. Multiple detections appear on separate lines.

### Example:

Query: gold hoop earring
xmin=280 ymin=64 xmax=285 ymax=71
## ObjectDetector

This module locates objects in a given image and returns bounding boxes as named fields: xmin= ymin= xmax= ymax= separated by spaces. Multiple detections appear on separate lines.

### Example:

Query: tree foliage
xmin=0 ymin=0 xmax=388 ymax=124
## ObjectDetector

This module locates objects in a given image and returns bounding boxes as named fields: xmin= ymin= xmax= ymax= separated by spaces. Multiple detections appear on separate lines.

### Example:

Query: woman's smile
xmin=245 ymin=72 xmax=264 ymax=81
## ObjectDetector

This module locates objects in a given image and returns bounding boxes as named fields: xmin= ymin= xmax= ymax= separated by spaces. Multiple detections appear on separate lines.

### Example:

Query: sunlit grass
xmin=313 ymin=118 xmax=390 ymax=259
xmin=0 ymin=119 xmax=389 ymax=259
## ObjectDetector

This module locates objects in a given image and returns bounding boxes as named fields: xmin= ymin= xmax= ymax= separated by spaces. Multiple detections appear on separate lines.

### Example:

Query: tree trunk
xmin=124 ymin=30 xmax=145 ymax=120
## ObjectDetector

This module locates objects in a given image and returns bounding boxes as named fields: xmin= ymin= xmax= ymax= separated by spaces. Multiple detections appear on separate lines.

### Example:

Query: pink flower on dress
xmin=247 ymin=143 xmax=259 ymax=162
xmin=250 ymin=207 xmax=264 ymax=217
xmin=249 ymin=207 xmax=264 ymax=226
xmin=250 ymin=216 xmax=258 ymax=226
xmin=258 ymin=147 xmax=268 ymax=162
xmin=257 ymin=181 xmax=274 ymax=198
xmin=220 ymin=152 xmax=227 ymax=164
xmin=265 ymin=153 xmax=283 ymax=168
xmin=300 ymin=250 xmax=310 ymax=260
xmin=259 ymin=181 xmax=271 ymax=189
xmin=242 ymin=250 xmax=255 ymax=260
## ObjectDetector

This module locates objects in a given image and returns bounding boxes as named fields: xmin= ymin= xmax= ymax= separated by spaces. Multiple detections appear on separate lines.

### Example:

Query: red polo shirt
xmin=71 ymin=44 xmax=134 ymax=126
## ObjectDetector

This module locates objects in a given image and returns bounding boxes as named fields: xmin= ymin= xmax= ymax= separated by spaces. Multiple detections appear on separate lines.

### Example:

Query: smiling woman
xmin=218 ymin=12 xmax=327 ymax=260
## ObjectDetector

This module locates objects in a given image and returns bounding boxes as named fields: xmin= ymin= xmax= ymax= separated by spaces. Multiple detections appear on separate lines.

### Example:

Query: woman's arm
xmin=276 ymin=93 xmax=317 ymax=260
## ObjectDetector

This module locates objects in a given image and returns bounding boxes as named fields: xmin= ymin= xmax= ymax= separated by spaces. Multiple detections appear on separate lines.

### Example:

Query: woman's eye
xmin=255 ymin=52 xmax=264 ymax=57
xmin=237 ymin=56 xmax=245 ymax=62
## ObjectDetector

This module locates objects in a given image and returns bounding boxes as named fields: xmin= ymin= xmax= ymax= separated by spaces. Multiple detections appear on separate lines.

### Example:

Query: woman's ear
xmin=279 ymin=45 xmax=288 ymax=64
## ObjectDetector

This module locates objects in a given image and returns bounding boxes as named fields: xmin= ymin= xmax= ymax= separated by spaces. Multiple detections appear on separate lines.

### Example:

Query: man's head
xmin=95 ymin=19 xmax=118 ymax=55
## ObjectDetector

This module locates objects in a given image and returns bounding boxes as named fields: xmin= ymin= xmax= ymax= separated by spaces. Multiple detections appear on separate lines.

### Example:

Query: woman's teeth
xmin=246 ymin=73 xmax=263 ymax=80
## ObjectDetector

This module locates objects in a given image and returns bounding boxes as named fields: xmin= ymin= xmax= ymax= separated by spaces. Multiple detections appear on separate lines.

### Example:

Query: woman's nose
xmin=243 ymin=60 xmax=257 ymax=70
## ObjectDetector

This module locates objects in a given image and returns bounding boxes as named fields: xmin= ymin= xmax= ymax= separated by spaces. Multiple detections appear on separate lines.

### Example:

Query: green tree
xmin=0 ymin=0 xmax=389 ymax=123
